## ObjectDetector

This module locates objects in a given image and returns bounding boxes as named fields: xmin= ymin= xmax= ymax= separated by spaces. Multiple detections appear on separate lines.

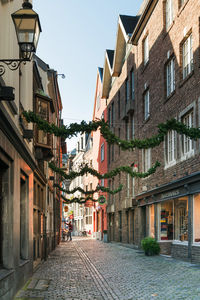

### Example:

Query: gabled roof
xmin=119 ymin=15 xmax=140 ymax=37
xmin=92 ymin=67 xmax=104 ymax=119
xmin=102 ymin=50 xmax=114 ymax=99
xmin=112 ymin=15 xmax=139 ymax=77
xmin=130 ymin=0 xmax=158 ymax=45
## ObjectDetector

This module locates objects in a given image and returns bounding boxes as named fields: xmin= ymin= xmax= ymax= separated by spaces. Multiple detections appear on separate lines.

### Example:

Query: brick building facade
xmin=104 ymin=0 xmax=200 ymax=262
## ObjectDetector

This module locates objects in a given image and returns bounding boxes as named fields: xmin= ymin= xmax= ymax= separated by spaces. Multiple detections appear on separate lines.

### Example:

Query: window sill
xmin=141 ymin=60 xmax=149 ymax=74
xmin=179 ymin=70 xmax=194 ymax=88
xmin=180 ymin=151 xmax=195 ymax=162
xmin=164 ymin=90 xmax=176 ymax=103
xmin=164 ymin=160 xmax=177 ymax=170
xmin=0 ymin=268 xmax=14 ymax=281
xmin=19 ymin=259 xmax=30 ymax=267
xmin=192 ymin=243 xmax=200 ymax=247
xmin=177 ymin=0 xmax=189 ymax=17
xmin=143 ymin=116 xmax=150 ymax=124
xmin=172 ymin=240 xmax=188 ymax=246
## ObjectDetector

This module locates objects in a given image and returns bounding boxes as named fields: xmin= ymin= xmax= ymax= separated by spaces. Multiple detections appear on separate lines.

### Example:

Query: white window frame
xmin=100 ymin=143 xmax=104 ymax=162
xmin=131 ymin=70 xmax=135 ymax=100
xmin=143 ymin=35 xmax=149 ymax=65
xmin=182 ymin=34 xmax=193 ymax=79
xmin=127 ymin=173 xmax=130 ymax=198
xmin=143 ymin=148 xmax=151 ymax=172
xmin=166 ymin=0 xmax=173 ymax=30
xmin=181 ymin=110 xmax=194 ymax=158
xmin=165 ymin=130 xmax=176 ymax=167
xmin=166 ymin=57 xmax=175 ymax=97
xmin=131 ymin=116 xmax=134 ymax=139
xmin=144 ymin=89 xmax=150 ymax=120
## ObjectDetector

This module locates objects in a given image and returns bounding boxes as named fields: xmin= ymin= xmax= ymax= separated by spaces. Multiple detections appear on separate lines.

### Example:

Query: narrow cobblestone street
xmin=15 ymin=237 xmax=200 ymax=300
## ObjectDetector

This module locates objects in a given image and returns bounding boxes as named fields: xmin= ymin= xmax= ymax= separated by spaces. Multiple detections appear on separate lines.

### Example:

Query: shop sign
xmin=161 ymin=190 xmax=179 ymax=200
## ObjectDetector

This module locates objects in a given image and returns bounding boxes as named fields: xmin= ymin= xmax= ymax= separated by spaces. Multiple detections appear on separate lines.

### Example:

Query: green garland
xmin=23 ymin=111 xmax=104 ymax=138
xmin=49 ymin=161 xmax=160 ymax=180
xmin=54 ymin=183 xmax=123 ymax=195
xmin=61 ymin=194 xmax=98 ymax=204
xmin=23 ymin=111 xmax=200 ymax=150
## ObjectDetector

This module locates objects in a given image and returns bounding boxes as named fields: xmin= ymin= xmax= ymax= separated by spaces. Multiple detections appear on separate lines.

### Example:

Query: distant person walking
xmin=67 ymin=221 xmax=73 ymax=241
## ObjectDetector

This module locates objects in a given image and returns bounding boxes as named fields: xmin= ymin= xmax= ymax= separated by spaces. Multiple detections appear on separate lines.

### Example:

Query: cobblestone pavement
xmin=15 ymin=237 xmax=200 ymax=300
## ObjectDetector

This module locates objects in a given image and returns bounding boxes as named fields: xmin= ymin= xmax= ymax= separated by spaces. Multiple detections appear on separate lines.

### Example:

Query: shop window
xmin=159 ymin=200 xmax=173 ymax=240
xmin=193 ymin=194 xmax=200 ymax=243
xmin=149 ymin=204 xmax=155 ymax=238
xmin=181 ymin=110 xmax=194 ymax=157
xmin=165 ymin=130 xmax=176 ymax=165
xmin=144 ymin=89 xmax=150 ymax=120
xmin=165 ymin=0 xmax=173 ymax=30
xmin=181 ymin=33 xmax=193 ymax=80
xmin=166 ymin=57 xmax=175 ymax=97
xmin=174 ymin=197 xmax=188 ymax=241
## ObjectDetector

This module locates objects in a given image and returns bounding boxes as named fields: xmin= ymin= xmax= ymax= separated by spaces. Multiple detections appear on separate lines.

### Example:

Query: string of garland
xmin=23 ymin=111 xmax=104 ymax=138
xmin=49 ymin=161 xmax=160 ymax=181
xmin=61 ymin=194 xmax=98 ymax=204
xmin=23 ymin=111 xmax=200 ymax=150
xmin=54 ymin=183 xmax=123 ymax=195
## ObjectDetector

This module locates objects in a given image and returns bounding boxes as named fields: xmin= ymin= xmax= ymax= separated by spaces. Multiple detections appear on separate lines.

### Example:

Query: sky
xmin=34 ymin=0 xmax=143 ymax=151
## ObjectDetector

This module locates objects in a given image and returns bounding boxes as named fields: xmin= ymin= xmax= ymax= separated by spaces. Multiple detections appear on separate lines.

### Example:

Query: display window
xmin=193 ymin=194 xmax=200 ymax=243
xmin=149 ymin=204 xmax=155 ymax=238
xmin=174 ymin=197 xmax=188 ymax=241
xmin=159 ymin=200 xmax=173 ymax=240
xmin=157 ymin=197 xmax=188 ymax=242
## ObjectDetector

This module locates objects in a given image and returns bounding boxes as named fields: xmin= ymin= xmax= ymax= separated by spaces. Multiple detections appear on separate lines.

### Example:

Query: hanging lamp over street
xmin=11 ymin=0 xmax=42 ymax=60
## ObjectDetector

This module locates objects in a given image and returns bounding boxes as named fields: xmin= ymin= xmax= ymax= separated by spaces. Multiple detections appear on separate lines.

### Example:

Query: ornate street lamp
xmin=0 ymin=0 xmax=42 ymax=76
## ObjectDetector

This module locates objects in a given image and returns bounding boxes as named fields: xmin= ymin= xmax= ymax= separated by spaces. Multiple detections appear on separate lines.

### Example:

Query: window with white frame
xmin=125 ymin=79 xmax=129 ymax=103
xmin=143 ymin=148 xmax=151 ymax=172
xmin=101 ymin=143 xmax=104 ymax=162
xmin=165 ymin=0 xmax=173 ymax=30
xmin=131 ymin=115 xmax=134 ymax=139
xmin=144 ymin=89 xmax=150 ymax=120
xmin=131 ymin=70 xmax=135 ymax=100
xmin=132 ymin=174 xmax=135 ymax=197
xmin=125 ymin=119 xmax=130 ymax=140
xmin=182 ymin=33 xmax=193 ymax=79
xmin=127 ymin=173 xmax=130 ymax=197
xmin=100 ymin=178 xmax=104 ymax=187
xmin=143 ymin=35 xmax=149 ymax=65
xmin=181 ymin=110 xmax=194 ymax=156
xmin=166 ymin=57 xmax=175 ymax=97
xmin=165 ymin=130 xmax=176 ymax=165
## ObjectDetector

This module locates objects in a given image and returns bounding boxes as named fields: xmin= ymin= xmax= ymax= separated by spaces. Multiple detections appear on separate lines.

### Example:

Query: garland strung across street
xmin=23 ymin=111 xmax=200 ymax=150
xmin=54 ymin=183 xmax=123 ymax=195
xmin=23 ymin=111 xmax=200 ymax=203
xmin=61 ymin=194 xmax=98 ymax=204
xmin=49 ymin=161 xmax=161 ymax=180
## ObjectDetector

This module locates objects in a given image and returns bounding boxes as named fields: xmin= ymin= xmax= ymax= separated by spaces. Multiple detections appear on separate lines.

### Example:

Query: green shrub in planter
xmin=103 ymin=230 xmax=107 ymax=234
xmin=141 ymin=237 xmax=160 ymax=256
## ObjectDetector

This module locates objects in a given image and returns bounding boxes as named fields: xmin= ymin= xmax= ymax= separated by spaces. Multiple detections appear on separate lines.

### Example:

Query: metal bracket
xmin=0 ymin=58 xmax=29 ymax=76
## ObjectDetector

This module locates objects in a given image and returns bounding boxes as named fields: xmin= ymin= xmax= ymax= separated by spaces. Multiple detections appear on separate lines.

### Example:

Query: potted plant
xmin=103 ymin=230 xmax=108 ymax=243
xmin=141 ymin=237 xmax=160 ymax=256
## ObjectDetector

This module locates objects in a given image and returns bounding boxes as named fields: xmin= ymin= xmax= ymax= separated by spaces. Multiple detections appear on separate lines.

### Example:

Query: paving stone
xmin=14 ymin=237 xmax=200 ymax=300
